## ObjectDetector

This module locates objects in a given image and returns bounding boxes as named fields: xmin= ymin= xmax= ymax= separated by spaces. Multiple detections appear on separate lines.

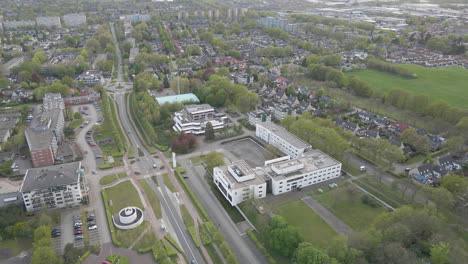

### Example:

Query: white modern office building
xmin=213 ymin=160 xmax=267 ymax=206
xmin=256 ymin=122 xmax=312 ymax=159
xmin=173 ymin=104 xmax=226 ymax=134
xmin=213 ymin=150 xmax=342 ymax=205
xmin=265 ymin=150 xmax=342 ymax=195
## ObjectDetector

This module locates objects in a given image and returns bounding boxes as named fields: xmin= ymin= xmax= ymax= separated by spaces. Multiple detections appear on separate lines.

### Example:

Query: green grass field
xmin=104 ymin=180 xmax=143 ymax=215
xmin=345 ymin=65 xmax=468 ymax=108
xmin=274 ymin=200 xmax=340 ymax=247
xmin=103 ymin=180 xmax=147 ymax=248
xmin=138 ymin=179 xmax=162 ymax=219
xmin=163 ymin=173 xmax=176 ymax=193
xmin=99 ymin=172 xmax=127 ymax=185
xmin=311 ymin=185 xmax=386 ymax=231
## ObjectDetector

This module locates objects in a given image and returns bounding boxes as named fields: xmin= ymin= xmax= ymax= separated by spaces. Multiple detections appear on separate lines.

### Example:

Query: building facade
xmin=25 ymin=129 xmax=57 ymax=168
xmin=213 ymin=160 xmax=267 ymax=206
xmin=63 ymin=13 xmax=86 ymax=27
xmin=247 ymin=109 xmax=271 ymax=126
xmin=266 ymin=151 xmax=342 ymax=195
xmin=20 ymin=162 xmax=84 ymax=212
xmin=173 ymin=104 xmax=226 ymax=134
xmin=256 ymin=122 xmax=312 ymax=159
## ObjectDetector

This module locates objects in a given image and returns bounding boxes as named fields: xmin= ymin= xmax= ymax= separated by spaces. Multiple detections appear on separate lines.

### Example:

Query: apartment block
xmin=20 ymin=162 xmax=84 ymax=212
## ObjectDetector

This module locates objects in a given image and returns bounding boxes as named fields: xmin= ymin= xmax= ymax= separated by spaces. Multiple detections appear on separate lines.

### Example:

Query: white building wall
xmin=271 ymin=164 xmax=341 ymax=195
xmin=213 ymin=167 xmax=266 ymax=206
xmin=256 ymin=125 xmax=305 ymax=159
xmin=22 ymin=182 xmax=82 ymax=212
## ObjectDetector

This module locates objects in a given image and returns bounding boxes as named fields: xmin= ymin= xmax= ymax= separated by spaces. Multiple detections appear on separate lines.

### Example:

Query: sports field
xmin=345 ymin=65 xmax=468 ymax=109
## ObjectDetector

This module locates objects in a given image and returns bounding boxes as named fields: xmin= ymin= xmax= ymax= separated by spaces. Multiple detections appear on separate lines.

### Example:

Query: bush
xmin=162 ymin=239 xmax=177 ymax=257
xmin=174 ymin=169 xmax=209 ymax=220
xmin=101 ymin=191 xmax=122 ymax=246
xmin=99 ymin=163 xmax=114 ymax=169
xmin=75 ymin=251 xmax=90 ymax=264
xmin=164 ymin=234 xmax=183 ymax=253
xmin=361 ymin=194 xmax=380 ymax=208
xmin=188 ymin=226 xmax=200 ymax=247
xmin=200 ymin=225 xmax=212 ymax=245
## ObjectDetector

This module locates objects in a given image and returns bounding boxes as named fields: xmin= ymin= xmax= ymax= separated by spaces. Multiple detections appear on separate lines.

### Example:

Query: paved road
xmin=75 ymin=103 xmax=111 ymax=245
xmin=179 ymin=158 xmax=268 ymax=264
xmin=114 ymin=91 xmax=204 ymax=264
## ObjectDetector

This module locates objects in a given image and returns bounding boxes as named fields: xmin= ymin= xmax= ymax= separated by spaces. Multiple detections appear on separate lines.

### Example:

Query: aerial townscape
xmin=0 ymin=0 xmax=467 ymax=263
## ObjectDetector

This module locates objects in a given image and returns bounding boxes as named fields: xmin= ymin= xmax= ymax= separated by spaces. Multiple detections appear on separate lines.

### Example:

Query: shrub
xmin=99 ymin=163 xmax=114 ymax=169
xmin=188 ymin=226 xmax=200 ymax=247
xmin=162 ymin=240 xmax=177 ymax=257
xmin=200 ymin=225 xmax=212 ymax=245
xmin=361 ymin=194 xmax=380 ymax=208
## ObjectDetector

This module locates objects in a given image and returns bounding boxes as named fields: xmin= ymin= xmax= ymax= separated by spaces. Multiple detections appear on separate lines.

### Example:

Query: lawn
xmin=180 ymin=204 xmax=194 ymax=227
xmin=163 ymin=173 xmax=176 ymax=193
xmin=138 ymin=179 xmax=162 ymax=219
xmin=132 ymin=225 xmax=156 ymax=251
xmin=0 ymin=239 xmax=32 ymax=259
xmin=345 ymin=65 xmax=468 ymax=108
xmin=103 ymin=180 xmax=143 ymax=215
xmin=99 ymin=172 xmax=127 ymax=185
xmin=273 ymin=200 xmax=340 ymax=247
xmin=311 ymin=185 xmax=386 ymax=231
xmin=103 ymin=180 xmax=147 ymax=248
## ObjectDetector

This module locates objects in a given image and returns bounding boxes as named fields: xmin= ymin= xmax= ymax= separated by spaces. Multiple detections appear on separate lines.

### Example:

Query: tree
xmin=294 ymin=242 xmax=338 ymax=264
xmin=269 ymin=216 xmax=302 ymax=257
xmin=64 ymin=126 xmax=74 ymax=137
xmin=235 ymin=92 xmax=259 ymax=113
xmin=205 ymin=122 xmax=215 ymax=141
xmin=440 ymin=174 xmax=467 ymax=196
xmin=204 ymin=151 xmax=225 ymax=173
xmin=73 ymin=112 xmax=82 ymax=120
xmin=400 ymin=128 xmax=430 ymax=153
xmin=430 ymin=242 xmax=450 ymax=264
xmin=31 ymin=246 xmax=58 ymax=264
xmin=171 ymin=132 xmax=197 ymax=153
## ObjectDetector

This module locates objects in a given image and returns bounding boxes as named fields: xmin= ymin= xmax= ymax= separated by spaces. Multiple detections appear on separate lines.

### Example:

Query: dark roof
xmin=343 ymin=121 xmax=357 ymax=131
xmin=418 ymin=164 xmax=434 ymax=176
xmin=20 ymin=162 xmax=82 ymax=193
xmin=412 ymin=173 xmax=427 ymax=184
xmin=389 ymin=139 xmax=402 ymax=147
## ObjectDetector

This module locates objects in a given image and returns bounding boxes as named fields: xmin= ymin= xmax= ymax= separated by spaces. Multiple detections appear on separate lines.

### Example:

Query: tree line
xmin=366 ymin=57 xmax=416 ymax=78
xmin=255 ymin=46 xmax=293 ymax=58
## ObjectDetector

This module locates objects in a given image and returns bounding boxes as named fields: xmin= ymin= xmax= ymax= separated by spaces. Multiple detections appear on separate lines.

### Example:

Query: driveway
xmin=73 ymin=103 xmax=111 ymax=245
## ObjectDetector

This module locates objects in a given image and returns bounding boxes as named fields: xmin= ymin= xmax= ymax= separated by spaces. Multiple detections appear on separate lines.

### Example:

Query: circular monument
xmin=112 ymin=206 xmax=144 ymax=230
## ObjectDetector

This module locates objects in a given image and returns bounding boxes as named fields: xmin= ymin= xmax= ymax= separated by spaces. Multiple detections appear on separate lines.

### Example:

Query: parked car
xmin=51 ymin=232 xmax=61 ymax=238
xmin=92 ymin=170 xmax=98 ymax=174
xmin=75 ymin=235 xmax=84 ymax=240
xmin=89 ymin=225 xmax=97 ymax=230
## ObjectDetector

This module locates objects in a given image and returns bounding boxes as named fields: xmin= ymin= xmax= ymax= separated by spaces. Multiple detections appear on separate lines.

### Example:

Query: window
xmin=25 ymin=203 xmax=30 ymax=206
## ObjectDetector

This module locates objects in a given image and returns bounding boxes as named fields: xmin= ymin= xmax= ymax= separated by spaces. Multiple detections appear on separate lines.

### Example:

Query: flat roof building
xmin=213 ymin=160 xmax=267 ymax=206
xmin=213 ymin=150 xmax=342 ymax=206
xmin=63 ymin=13 xmax=86 ymax=27
xmin=19 ymin=162 xmax=84 ymax=212
xmin=256 ymin=122 xmax=312 ymax=159
xmin=173 ymin=104 xmax=226 ymax=135
xmin=36 ymin=16 xmax=61 ymax=28
xmin=155 ymin=93 xmax=200 ymax=105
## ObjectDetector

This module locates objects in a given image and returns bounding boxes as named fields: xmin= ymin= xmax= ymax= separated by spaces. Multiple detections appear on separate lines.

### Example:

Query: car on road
xmin=359 ymin=166 xmax=366 ymax=171
xmin=405 ymin=168 xmax=411 ymax=172
xmin=191 ymin=259 xmax=196 ymax=264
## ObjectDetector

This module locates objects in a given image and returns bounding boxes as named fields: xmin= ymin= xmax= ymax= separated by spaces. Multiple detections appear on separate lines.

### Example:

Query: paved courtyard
xmin=223 ymin=138 xmax=267 ymax=167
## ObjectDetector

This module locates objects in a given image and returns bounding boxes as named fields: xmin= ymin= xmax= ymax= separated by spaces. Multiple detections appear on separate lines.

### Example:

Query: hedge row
xmin=188 ymin=226 xmax=200 ymax=248
xmin=165 ymin=234 xmax=183 ymax=253
xmin=75 ymin=250 xmax=90 ymax=264
xmin=99 ymin=163 xmax=114 ymax=170
xmin=101 ymin=190 xmax=122 ymax=246
xmin=247 ymin=230 xmax=277 ymax=264
xmin=162 ymin=239 xmax=178 ymax=257
xmin=429 ymin=148 xmax=448 ymax=158
xmin=199 ymin=223 xmax=212 ymax=246
xmin=174 ymin=168 xmax=210 ymax=220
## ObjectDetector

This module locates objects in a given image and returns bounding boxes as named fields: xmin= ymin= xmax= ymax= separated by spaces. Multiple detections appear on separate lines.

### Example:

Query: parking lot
xmin=223 ymin=138 xmax=268 ymax=167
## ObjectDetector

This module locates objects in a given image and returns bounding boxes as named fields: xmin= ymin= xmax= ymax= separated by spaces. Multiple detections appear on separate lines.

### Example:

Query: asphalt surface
xmin=179 ymin=159 xmax=269 ymax=264
xmin=113 ymin=91 xmax=204 ymax=264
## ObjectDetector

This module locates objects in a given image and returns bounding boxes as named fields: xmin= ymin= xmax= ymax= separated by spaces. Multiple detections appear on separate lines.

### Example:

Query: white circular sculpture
xmin=112 ymin=206 xmax=144 ymax=230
